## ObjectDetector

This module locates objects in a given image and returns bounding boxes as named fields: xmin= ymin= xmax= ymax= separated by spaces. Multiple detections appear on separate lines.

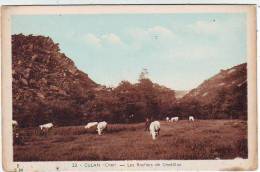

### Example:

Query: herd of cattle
xmin=166 ymin=116 xmax=195 ymax=122
xmin=12 ymin=116 xmax=195 ymax=144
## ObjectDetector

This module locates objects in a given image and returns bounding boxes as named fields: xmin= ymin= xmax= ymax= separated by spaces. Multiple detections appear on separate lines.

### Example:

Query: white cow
xmin=12 ymin=120 xmax=18 ymax=128
xmin=189 ymin=116 xmax=195 ymax=121
xmin=39 ymin=123 xmax=54 ymax=130
xmin=97 ymin=121 xmax=107 ymax=135
xmin=85 ymin=122 xmax=98 ymax=129
xmin=166 ymin=117 xmax=170 ymax=122
xmin=149 ymin=121 xmax=160 ymax=140
xmin=171 ymin=117 xmax=179 ymax=122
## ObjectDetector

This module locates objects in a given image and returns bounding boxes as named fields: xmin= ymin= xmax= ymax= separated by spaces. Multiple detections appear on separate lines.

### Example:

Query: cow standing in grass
xmin=39 ymin=123 xmax=54 ymax=130
xmin=12 ymin=120 xmax=18 ymax=134
xmin=13 ymin=120 xmax=23 ymax=145
xmin=149 ymin=121 xmax=160 ymax=140
xmin=39 ymin=123 xmax=54 ymax=136
xmin=189 ymin=116 xmax=195 ymax=121
xmin=171 ymin=117 xmax=179 ymax=122
xmin=12 ymin=120 xmax=18 ymax=128
xmin=97 ymin=121 xmax=107 ymax=135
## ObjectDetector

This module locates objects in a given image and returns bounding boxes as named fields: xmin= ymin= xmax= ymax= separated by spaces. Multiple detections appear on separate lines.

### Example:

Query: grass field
xmin=13 ymin=120 xmax=247 ymax=161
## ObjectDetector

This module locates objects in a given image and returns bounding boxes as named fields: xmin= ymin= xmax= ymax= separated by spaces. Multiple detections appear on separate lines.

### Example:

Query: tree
xmin=139 ymin=68 xmax=149 ymax=81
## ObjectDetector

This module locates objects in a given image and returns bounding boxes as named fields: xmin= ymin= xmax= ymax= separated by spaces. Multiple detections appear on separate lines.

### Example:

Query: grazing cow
xmin=189 ymin=116 xmax=195 ymax=121
xmin=12 ymin=120 xmax=18 ymax=128
xmin=39 ymin=123 xmax=54 ymax=135
xmin=85 ymin=122 xmax=98 ymax=129
xmin=171 ymin=117 xmax=179 ymax=122
xmin=149 ymin=121 xmax=160 ymax=140
xmin=97 ymin=121 xmax=107 ymax=135
xmin=166 ymin=117 xmax=170 ymax=122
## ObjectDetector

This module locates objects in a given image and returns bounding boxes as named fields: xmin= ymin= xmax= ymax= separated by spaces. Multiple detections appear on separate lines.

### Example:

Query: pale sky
xmin=12 ymin=13 xmax=246 ymax=90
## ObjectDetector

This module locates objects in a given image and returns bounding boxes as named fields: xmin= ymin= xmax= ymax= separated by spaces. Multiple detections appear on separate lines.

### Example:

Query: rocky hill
xmin=12 ymin=34 xmax=97 ymax=127
xmin=12 ymin=34 xmax=178 ymax=127
xmin=179 ymin=63 xmax=247 ymax=119
xmin=12 ymin=34 xmax=247 ymax=127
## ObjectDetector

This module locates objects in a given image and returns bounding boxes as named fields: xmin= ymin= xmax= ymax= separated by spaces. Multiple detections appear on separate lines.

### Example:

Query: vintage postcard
xmin=1 ymin=5 xmax=257 ymax=171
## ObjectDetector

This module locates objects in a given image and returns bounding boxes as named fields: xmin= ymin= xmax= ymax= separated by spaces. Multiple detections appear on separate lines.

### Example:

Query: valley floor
xmin=13 ymin=120 xmax=247 ymax=161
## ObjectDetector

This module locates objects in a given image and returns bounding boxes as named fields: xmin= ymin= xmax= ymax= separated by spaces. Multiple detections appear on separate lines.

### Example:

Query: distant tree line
xmin=14 ymin=69 xmax=247 ymax=128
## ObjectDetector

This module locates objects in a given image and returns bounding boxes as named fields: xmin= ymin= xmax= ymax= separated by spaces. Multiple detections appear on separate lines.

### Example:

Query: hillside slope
xmin=12 ymin=34 xmax=177 ymax=127
xmin=12 ymin=34 xmax=97 ymax=127
xmin=179 ymin=63 xmax=247 ymax=119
